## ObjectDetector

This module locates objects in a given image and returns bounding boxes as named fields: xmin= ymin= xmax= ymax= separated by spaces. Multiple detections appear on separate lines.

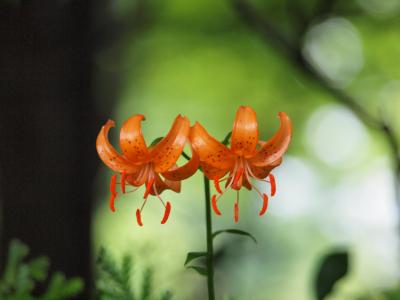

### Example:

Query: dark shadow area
xmin=0 ymin=1 xmax=100 ymax=298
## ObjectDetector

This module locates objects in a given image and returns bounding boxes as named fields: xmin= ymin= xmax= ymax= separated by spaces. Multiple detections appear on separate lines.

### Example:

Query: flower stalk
xmin=203 ymin=176 xmax=215 ymax=300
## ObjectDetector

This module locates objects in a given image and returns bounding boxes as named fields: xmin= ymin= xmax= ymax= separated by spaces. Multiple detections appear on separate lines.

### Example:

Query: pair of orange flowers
xmin=96 ymin=106 xmax=292 ymax=226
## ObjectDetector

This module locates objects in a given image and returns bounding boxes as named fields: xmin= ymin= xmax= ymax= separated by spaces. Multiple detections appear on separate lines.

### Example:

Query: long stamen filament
xmin=152 ymin=184 xmax=171 ymax=224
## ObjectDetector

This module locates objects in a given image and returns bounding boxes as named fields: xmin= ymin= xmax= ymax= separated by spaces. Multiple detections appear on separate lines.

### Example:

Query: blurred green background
xmin=91 ymin=0 xmax=400 ymax=299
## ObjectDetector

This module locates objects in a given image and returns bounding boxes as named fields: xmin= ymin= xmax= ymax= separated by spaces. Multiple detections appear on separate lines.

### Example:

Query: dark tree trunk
xmin=0 ymin=1 xmax=97 ymax=298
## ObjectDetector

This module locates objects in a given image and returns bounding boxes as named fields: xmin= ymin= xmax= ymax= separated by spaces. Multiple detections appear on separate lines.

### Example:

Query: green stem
xmin=203 ymin=176 xmax=215 ymax=300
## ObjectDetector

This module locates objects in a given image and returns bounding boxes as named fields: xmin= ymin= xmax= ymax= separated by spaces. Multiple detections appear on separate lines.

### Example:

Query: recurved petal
xmin=96 ymin=120 xmax=141 ymax=173
xmin=125 ymin=168 xmax=147 ymax=187
xmin=249 ymin=112 xmax=292 ymax=167
xmin=162 ymin=149 xmax=200 ymax=181
xmin=119 ymin=114 xmax=149 ymax=162
xmin=151 ymin=115 xmax=190 ymax=173
xmin=201 ymin=162 xmax=230 ymax=180
xmin=190 ymin=122 xmax=235 ymax=170
xmin=249 ymin=158 xmax=282 ymax=179
xmin=231 ymin=106 xmax=259 ymax=157
xmin=150 ymin=174 xmax=181 ymax=195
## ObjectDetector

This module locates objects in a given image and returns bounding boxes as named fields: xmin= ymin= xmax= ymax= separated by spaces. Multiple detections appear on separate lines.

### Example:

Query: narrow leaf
xmin=184 ymin=252 xmax=207 ymax=266
xmin=221 ymin=132 xmax=232 ymax=145
xmin=187 ymin=266 xmax=208 ymax=276
xmin=150 ymin=137 xmax=163 ymax=147
xmin=212 ymin=229 xmax=257 ymax=243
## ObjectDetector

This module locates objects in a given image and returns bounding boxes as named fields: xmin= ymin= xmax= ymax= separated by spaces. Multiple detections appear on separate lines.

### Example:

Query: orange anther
xmin=110 ymin=174 xmax=117 ymax=195
xmin=121 ymin=171 xmax=127 ymax=194
xmin=109 ymin=193 xmax=117 ymax=212
xmin=234 ymin=201 xmax=239 ymax=223
xmin=161 ymin=202 xmax=171 ymax=224
xmin=269 ymin=173 xmax=276 ymax=196
xmin=259 ymin=193 xmax=269 ymax=216
xmin=136 ymin=209 xmax=143 ymax=226
xmin=213 ymin=177 xmax=222 ymax=194
xmin=211 ymin=195 xmax=221 ymax=216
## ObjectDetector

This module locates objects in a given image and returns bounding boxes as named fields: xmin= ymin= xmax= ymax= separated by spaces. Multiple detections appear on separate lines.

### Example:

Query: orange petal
xmin=249 ymin=112 xmax=292 ymax=167
xmin=162 ymin=149 xmax=199 ymax=181
xmin=249 ymin=158 xmax=282 ymax=180
xmin=201 ymin=162 xmax=230 ymax=180
xmin=96 ymin=120 xmax=141 ymax=173
xmin=242 ymin=176 xmax=252 ymax=190
xmin=119 ymin=114 xmax=149 ymax=162
xmin=190 ymin=122 xmax=235 ymax=170
xmin=231 ymin=106 xmax=259 ymax=157
xmin=150 ymin=174 xmax=181 ymax=195
xmin=143 ymin=177 xmax=155 ymax=199
xmin=151 ymin=115 xmax=190 ymax=173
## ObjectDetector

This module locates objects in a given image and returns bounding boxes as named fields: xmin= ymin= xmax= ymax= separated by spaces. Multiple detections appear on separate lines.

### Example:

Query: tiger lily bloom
xmin=96 ymin=114 xmax=199 ymax=226
xmin=190 ymin=106 xmax=292 ymax=222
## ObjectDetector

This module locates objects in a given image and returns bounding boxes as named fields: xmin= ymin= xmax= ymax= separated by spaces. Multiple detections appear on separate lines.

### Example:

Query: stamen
xmin=161 ymin=202 xmax=171 ymax=224
xmin=152 ymin=183 xmax=167 ymax=208
xmin=110 ymin=174 xmax=117 ymax=196
xmin=232 ymin=167 xmax=244 ymax=189
xmin=259 ymin=194 xmax=269 ymax=216
xmin=121 ymin=171 xmax=127 ymax=194
xmin=234 ymin=191 xmax=239 ymax=223
xmin=213 ymin=177 xmax=222 ymax=194
xmin=234 ymin=201 xmax=239 ymax=223
xmin=109 ymin=193 xmax=117 ymax=212
xmin=136 ymin=209 xmax=143 ymax=226
xmin=269 ymin=173 xmax=276 ymax=196
xmin=143 ymin=177 xmax=155 ymax=199
xmin=211 ymin=195 xmax=222 ymax=216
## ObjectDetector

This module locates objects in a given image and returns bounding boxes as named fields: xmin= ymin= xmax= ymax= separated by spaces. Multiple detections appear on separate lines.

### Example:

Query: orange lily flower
xmin=96 ymin=114 xmax=199 ymax=226
xmin=190 ymin=106 xmax=292 ymax=222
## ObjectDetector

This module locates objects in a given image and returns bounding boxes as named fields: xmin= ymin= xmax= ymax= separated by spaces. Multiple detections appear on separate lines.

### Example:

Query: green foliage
xmin=314 ymin=251 xmax=349 ymax=300
xmin=95 ymin=247 xmax=172 ymax=300
xmin=0 ymin=239 xmax=83 ymax=300
xmin=212 ymin=229 xmax=257 ymax=244
xmin=357 ymin=286 xmax=400 ymax=300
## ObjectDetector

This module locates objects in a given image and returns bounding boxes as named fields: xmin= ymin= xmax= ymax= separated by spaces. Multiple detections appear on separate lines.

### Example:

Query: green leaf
xmin=315 ymin=251 xmax=349 ymax=300
xmin=141 ymin=268 xmax=153 ymax=300
xmin=221 ymin=132 xmax=232 ymax=145
xmin=150 ymin=137 xmax=163 ymax=147
xmin=2 ymin=239 xmax=29 ymax=288
xmin=212 ymin=229 xmax=257 ymax=243
xmin=28 ymin=256 xmax=49 ymax=281
xmin=42 ymin=272 xmax=84 ymax=300
xmin=184 ymin=252 xmax=207 ymax=266
xmin=187 ymin=266 xmax=208 ymax=276
xmin=160 ymin=291 xmax=173 ymax=300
